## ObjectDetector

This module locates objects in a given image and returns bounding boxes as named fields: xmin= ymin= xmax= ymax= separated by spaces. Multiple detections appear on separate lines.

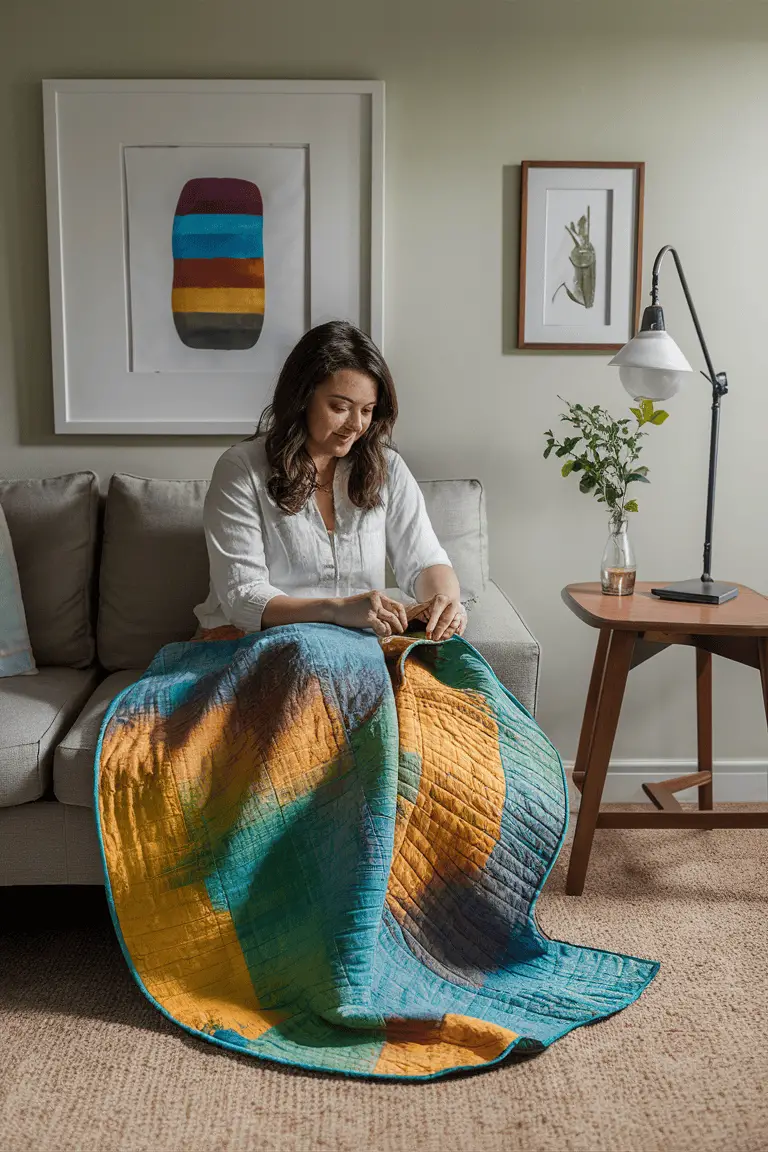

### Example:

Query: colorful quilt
xmin=95 ymin=624 xmax=658 ymax=1080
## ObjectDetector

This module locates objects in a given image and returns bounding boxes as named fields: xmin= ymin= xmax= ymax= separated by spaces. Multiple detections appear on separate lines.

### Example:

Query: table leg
xmin=696 ymin=648 xmax=713 ymax=815
xmin=566 ymin=629 xmax=636 ymax=896
xmin=758 ymin=639 xmax=768 ymax=727
xmin=571 ymin=628 xmax=611 ymax=795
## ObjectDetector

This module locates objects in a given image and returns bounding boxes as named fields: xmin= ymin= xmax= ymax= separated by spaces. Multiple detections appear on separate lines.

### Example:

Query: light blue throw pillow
xmin=0 ymin=502 xmax=36 ymax=677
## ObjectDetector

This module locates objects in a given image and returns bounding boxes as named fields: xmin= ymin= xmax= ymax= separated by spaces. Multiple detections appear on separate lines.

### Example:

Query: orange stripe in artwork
xmin=172 ymin=287 xmax=265 ymax=314
xmin=374 ymin=1013 xmax=518 ymax=1076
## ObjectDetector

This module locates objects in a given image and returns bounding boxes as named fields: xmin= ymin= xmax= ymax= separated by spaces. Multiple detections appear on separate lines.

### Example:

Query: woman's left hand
xmin=409 ymin=595 xmax=467 ymax=642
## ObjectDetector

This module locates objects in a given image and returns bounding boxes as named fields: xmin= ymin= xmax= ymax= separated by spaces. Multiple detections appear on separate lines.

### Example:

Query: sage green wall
xmin=3 ymin=0 xmax=768 ymax=766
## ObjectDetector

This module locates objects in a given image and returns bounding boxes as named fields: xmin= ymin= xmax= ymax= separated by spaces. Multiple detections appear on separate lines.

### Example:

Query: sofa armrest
xmin=463 ymin=580 xmax=541 ymax=716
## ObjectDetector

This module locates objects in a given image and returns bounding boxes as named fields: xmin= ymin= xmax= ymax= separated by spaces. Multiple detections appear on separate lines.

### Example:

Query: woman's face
xmin=305 ymin=369 xmax=378 ymax=459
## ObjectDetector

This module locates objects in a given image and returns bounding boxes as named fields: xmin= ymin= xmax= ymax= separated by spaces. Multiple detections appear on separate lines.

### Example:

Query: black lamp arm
xmin=650 ymin=246 xmax=726 ymax=397
xmin=649 ymin=245 xmax=728 ymax=584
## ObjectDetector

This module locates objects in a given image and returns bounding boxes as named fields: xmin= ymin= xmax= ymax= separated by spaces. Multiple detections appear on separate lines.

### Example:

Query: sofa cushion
xmin=0 ymin=472 xmax=99 ymax=668
xmin=97 ymin=475 xmax=210 ymax=671
xmin=417 ymin=478 xmax=488 ymax=602
xmin=0 ymin=502 xmax=36 ymax=677
xmin=54 ymin=669 xmax=143 ymax=807
xmin=0 ymin=666 xmax=101 ymax=806
xmin=384 ymin=478 xmax=488 ymax=604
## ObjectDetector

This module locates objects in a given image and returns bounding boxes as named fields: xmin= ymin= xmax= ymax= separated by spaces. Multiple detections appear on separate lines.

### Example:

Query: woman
xmin=194 ymin=320 xmax=468 ymax=644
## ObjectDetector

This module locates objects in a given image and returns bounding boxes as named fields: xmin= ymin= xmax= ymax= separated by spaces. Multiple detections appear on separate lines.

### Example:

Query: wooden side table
xmin=562 ymin=581 xmax=768 ymax=895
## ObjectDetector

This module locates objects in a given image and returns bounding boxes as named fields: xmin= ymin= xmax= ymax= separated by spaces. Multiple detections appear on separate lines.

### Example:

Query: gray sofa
xmin=0 ymin=469 xmax=541 ymax=886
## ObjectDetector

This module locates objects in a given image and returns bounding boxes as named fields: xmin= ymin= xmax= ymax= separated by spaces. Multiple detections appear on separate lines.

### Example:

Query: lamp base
xmin=650 ymin=578 xmax=739 ymax=605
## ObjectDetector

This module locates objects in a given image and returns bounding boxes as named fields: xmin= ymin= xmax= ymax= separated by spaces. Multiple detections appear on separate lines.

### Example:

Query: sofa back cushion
xmin=0 ymin=502 xmax=37 ymax=677
xmin=97 ymin=470 xmax=489 ymax=671
xmin=0 ymin=472 xmax=99 ymax=668
xmin=97 ymin=475 xmax=209 ymax=671
xmin=418 ymin=478 xmax=488 ymax=601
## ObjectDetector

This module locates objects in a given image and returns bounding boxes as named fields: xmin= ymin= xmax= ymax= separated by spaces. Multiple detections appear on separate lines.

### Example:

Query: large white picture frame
xmin=43 ymin=79 xmax=385 ymax=434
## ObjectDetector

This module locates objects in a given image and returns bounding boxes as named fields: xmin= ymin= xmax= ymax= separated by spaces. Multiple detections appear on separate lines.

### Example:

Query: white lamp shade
xmin=608 ymin=330 xmax=692 ymax=401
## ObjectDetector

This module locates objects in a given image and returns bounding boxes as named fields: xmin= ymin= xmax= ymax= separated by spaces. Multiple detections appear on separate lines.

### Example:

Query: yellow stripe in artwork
xmin=374 ymin=1014 xmax=518 ymax=1076
xmin=172 ymin=287 xmax=265 ymax=314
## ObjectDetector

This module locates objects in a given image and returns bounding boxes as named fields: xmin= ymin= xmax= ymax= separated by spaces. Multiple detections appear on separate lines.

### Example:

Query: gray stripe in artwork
xmin=174 ymin=312 xmax=264 ymax=350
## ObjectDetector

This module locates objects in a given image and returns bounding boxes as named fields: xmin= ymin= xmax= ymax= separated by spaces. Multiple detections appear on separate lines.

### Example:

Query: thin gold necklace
xmin=315 ymin=465 xmax=336 ymax=492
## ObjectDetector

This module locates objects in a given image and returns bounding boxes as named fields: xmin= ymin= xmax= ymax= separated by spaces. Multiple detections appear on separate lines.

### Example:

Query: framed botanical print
xmin=518 ymin=161 xmax=645 ymax=351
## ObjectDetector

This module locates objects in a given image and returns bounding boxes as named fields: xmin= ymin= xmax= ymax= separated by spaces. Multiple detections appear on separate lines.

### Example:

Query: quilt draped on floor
xmin=95 ymin=624 xmax=658 ymax=1080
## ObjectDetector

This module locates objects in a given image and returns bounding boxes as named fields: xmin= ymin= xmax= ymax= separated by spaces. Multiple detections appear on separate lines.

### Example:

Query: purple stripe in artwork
xmin=175 ymin=177 xmax=263 ymax=216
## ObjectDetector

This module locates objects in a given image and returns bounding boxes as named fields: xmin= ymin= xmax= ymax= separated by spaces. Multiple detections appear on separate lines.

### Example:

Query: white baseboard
xmin=564 ymin=759 xmax=768 ymax=809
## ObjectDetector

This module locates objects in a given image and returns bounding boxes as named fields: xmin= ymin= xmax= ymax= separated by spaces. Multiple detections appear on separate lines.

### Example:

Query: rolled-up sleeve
xmin=203 ymin=452 xmax=285 ymax=631
xmin=385 ymin=451 xmax=452 ymax=600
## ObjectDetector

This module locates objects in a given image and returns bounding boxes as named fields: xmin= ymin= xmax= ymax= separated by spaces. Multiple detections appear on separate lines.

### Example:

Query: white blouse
xmin=193 ymin=437 xmax=452 ymax=632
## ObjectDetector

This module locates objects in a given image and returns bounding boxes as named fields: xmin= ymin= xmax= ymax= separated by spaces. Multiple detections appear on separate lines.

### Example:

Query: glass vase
xmin=600 ymin=513 xmax=636 ymax=596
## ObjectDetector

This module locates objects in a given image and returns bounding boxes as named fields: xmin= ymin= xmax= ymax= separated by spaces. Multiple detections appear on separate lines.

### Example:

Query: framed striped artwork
xmin=43 ymin=80 xmax=384 ymax=434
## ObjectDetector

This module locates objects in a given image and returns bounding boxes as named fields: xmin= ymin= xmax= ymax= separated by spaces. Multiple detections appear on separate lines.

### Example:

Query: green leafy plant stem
xmin=543 ymin=397 xmax=669 ymax=523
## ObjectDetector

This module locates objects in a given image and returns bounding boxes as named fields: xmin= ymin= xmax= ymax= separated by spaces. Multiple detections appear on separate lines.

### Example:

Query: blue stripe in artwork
xmin=172 ymin=214 xmax=263 ymax=259
xmin=174 ymin=213 xmax=262 ymax=236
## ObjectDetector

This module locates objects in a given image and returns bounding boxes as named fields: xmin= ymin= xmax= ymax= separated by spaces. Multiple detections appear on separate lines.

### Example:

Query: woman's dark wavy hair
xmin=249 ymin=320 xmax=398 ymax=515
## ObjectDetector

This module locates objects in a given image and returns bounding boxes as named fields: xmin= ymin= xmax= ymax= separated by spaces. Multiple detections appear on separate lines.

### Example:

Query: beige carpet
xmin=2 ymin=810 xmax=767 ymax=1152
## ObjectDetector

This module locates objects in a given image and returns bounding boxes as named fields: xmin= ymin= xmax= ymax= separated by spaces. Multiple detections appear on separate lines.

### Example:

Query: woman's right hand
xmin=330 ymin=591 xmax=409 ymax=638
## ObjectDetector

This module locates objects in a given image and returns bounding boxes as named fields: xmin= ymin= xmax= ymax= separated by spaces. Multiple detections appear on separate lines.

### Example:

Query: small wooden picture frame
xmin=518 ymin=161 xmax=645 ymax=351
